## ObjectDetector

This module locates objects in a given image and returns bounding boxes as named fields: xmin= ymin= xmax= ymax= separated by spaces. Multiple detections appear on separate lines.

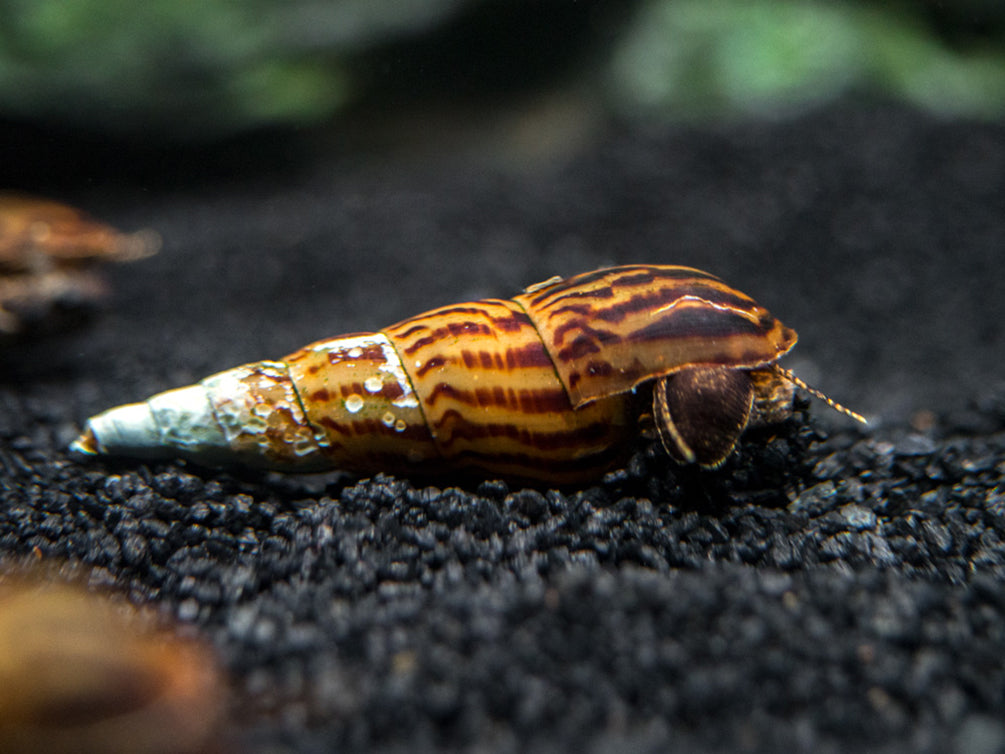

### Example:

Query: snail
xmin=72 ymin=265 xmax=863 ymax=484
xmin=0 ymin=578 xmax=222 ymax=754
xmin=0 ymin=193 xmax=159 ymax=336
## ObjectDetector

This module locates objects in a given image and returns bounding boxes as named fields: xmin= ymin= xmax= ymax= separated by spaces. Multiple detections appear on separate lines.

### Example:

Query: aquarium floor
xmin=2 ymin=103 xmax=1004 ymax=753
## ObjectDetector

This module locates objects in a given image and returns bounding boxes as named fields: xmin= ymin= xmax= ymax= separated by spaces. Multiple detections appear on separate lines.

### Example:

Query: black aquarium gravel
xmin=1 ymin=103 xmax=1004 ymax=753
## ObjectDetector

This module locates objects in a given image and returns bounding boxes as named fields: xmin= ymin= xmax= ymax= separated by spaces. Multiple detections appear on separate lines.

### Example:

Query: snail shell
xmin=73 ymin=265 xmax=861 ymax=483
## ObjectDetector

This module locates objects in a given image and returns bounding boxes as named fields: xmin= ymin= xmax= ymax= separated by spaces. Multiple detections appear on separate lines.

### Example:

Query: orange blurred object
xmin=0 ymin=193 xmax=159 ymax=336
xmin=0 ymin=578 xmax=224 ymax=754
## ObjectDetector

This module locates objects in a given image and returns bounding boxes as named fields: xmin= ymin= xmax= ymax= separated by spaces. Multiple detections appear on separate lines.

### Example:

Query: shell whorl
xmin=514 ymin=265 xmax=797 ymax=406
xmin=72 ymin=361 xmax=330 ymax=469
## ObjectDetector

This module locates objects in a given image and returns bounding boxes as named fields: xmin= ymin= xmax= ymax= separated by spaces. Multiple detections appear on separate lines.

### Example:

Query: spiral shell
xmin=72 ymin=264 xmax=861 ymax=483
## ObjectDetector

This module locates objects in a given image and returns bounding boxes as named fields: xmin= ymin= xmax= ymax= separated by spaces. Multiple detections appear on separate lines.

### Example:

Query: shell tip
xmin=69 ymin=425 xmax=101 ymax=456
xmin=114 ymin=229 xmax=162 ymax=261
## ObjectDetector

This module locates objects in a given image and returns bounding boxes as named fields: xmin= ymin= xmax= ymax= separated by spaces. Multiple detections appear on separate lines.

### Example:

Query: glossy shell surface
xmin=74 ymin=264 xmax=800 ymax=482
xmin=514 ymin=265 xmax=796 ymax=406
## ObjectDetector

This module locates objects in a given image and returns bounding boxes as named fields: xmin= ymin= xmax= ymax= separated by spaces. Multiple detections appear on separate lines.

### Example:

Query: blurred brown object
xmin=0 ymin=577 xmax=224 ymax=754
xmin=0 ymin=193 xmax=160 ymax=337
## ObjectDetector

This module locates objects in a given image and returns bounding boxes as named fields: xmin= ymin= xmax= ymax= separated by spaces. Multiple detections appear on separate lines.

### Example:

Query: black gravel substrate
xmin=1 ymin=103 xmax=1004 ymax=753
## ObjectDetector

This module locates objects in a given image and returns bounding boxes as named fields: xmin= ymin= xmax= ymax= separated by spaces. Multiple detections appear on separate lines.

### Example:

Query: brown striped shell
xmin=513 ymin=265 xmax=797 ymax=406
xmin=73 ymin=264 xmax=859 ymax=483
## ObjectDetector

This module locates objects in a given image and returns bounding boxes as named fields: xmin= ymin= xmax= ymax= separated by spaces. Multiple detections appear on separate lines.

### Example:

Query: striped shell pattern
xmin=73 ymin=265 xmax=828 ymax=483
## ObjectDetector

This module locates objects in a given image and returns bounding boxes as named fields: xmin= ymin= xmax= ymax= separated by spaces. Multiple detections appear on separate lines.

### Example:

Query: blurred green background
xmin=0 ymin=0 xmax=1003 ymax=141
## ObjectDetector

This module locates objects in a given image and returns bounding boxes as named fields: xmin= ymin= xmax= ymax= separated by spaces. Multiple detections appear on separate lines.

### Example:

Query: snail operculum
xmin=651 ymin=364 xmax=797 ymax=468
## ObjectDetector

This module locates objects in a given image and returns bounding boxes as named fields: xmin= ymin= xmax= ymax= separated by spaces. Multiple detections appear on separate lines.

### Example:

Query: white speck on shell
xmin=308 ymin=335 xmax=377 ymax=358
xmin=371 ymin=337 xmax=419 ymax=409
xmin=394 ymin=419 xmax=407 ymax=433
xmin=345 ymin=395 xmax=364 ymax=413
xmin=308 ymin=333 xmax=420 ymax=410
xmin=364 ymin=376 xmax=383 ymax=393
xmin=382 ymin=411 xmax=396 ymax=428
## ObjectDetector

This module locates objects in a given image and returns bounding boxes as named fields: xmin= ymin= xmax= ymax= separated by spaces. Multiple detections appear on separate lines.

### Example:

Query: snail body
xmin=73 ymin=265 xmax=861 ymax=483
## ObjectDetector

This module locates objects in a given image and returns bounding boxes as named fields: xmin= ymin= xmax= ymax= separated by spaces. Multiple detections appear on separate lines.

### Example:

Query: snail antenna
xmin=773 ymin=365 xmax=867 ymax=424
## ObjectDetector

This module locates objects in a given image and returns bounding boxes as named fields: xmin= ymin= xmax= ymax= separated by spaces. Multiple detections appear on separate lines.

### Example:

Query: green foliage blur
xmin=0 ymin=0 xmax=467 ymax=138
xmin=609 ymin=0 xmax=1005 ymax=121
xmin=0 ymin=0 xmax=1002 ymax=140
